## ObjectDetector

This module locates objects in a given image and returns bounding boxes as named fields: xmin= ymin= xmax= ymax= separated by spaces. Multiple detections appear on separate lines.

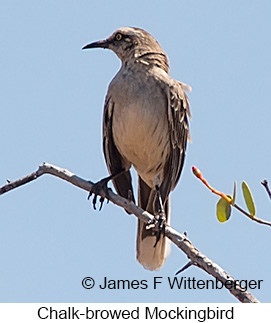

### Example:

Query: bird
xmin=82 ymin=27 xmax=191 ymax=270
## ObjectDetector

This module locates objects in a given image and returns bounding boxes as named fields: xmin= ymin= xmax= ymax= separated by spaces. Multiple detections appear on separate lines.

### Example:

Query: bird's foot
xmin=153 ymin=211 xmax=166 ymax=247
xmin=88 ymin=169 xmax=126 ymax=211
xmin=145 ymin=211 xmax=166 ymax=247
xmin=146 ymin=218 xmax=156 ymax=230
xmin=153 ymin=185 xmax=166 ymax=246
xmin=88 ymin=176 xmax=111 ymax=211
xmin=146 ymin=185 xmax=167 ymax=246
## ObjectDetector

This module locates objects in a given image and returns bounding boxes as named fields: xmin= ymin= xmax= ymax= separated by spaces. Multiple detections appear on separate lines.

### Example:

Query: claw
xmin=99 ymin=197 xmax=105 ymax=211
xmin=153 ymin=185 xmax=167 ymax=247
xmin=87 ymin=191 xmax=92 ymax=200
xmin=88 ymin=170 xmax=126 ymax=211
xmin=92 ymin=193 xmax=98 ymax=210
xmin=146 ymin=218 xmax=156 ymax=230
xmin=145 ymin=186 xmax=167 ymax=247
xmin=153 ymin=213 xmax=166 ymax=247
xmin=88 ymin=178 xmax=109 ymax=211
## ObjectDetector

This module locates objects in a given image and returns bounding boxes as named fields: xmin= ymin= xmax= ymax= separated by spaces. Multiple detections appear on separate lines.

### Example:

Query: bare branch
xmin=0 ymin=162 xmax=260 ymax=303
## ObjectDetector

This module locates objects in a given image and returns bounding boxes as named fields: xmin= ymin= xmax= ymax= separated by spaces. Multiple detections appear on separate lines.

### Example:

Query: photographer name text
xmin=82 ymin=276 xmax=263 ymax=292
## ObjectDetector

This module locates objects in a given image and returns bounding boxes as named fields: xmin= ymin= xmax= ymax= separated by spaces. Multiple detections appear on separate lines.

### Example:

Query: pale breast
xmin=110 ymin=69 xmax=170 ymax=188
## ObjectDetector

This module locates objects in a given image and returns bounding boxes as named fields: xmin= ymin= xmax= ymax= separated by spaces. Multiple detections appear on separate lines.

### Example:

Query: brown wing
xmin=102 ymin=96 xmax=135 ymax=204
xmin=160 ymin=80 xmax=191 ymax=201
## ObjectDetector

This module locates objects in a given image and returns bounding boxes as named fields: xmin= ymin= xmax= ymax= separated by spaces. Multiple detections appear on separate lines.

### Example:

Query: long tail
xmin=136 ymin=177 xmax=171 ymax=270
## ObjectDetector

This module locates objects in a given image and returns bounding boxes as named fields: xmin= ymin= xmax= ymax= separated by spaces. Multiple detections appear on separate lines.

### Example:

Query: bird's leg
xmin=88 ymin=168 xmax=126 ymax=210
xmin=153 ymin=185 xmax=166 ymax=247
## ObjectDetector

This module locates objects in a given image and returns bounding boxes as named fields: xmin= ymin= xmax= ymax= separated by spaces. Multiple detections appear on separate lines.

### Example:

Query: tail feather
xmin=136 ymin=177 xmax=171 ymax=270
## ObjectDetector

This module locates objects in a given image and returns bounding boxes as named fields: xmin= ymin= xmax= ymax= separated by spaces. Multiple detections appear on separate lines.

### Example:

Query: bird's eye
xmin=115 ymin=33 xmax=123 ymax=41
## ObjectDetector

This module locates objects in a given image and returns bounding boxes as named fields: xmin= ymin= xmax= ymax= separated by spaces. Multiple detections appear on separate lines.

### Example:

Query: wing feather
xmin=160 ymin=81 xmax=191 ymax=199
xmin=103 ymin=96 xmax=135 ymax=203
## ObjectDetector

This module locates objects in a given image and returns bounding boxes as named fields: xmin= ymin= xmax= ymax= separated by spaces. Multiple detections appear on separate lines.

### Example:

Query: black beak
xmin=82 ymin=39 xmax=110 ymax=50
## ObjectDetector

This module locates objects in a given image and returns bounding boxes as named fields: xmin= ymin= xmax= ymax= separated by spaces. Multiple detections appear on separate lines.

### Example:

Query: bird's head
xmin=82 ymin=27 xmax=169 ymax=72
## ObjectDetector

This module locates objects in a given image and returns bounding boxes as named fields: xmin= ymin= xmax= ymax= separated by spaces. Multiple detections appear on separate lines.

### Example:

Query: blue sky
xmin=1 ymin=0 xmax=271 ymax=302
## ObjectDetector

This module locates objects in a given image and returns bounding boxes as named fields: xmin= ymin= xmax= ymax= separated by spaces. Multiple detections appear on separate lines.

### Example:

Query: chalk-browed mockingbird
xmin=83 ymin=27 xmax=191 ymax=270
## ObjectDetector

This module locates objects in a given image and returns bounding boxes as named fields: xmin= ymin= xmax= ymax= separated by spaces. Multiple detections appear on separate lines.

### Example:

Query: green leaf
xmin=232 ymin=180 xmax=237 ymax=205
xmin=216 ymin=195 xmax=232 ymax=222
xmin=242 ymin=181 xmax=256 ymax=217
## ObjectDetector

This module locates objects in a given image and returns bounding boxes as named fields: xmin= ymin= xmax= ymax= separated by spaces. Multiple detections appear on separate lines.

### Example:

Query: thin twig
xmin=175 ymin=261 xmax=193 ymax=276
xmin=261 ymin=180 xmax=271 ymax=201
xmin=234 ymin=203 xmax=271 ymax=226
xmin=192 ymin=166 xmax=271 ymax=227
xmin=0 ymin=162 xmax=260 ymax=303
